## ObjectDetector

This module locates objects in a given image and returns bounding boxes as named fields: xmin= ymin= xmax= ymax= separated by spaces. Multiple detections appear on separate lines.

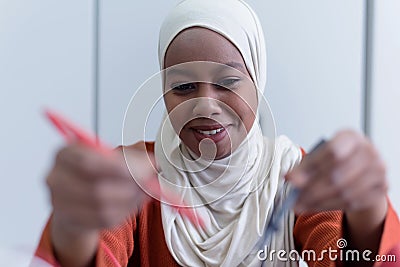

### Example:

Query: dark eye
xmin=171 ymin=82 xmax=196 ymax=94
xmin=217 ymin=78 xmax=240 ymax=89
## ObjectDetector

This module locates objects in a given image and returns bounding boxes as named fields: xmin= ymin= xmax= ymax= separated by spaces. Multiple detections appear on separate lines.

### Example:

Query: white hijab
xmin=155 ymin=1 xmax=303 ymax=266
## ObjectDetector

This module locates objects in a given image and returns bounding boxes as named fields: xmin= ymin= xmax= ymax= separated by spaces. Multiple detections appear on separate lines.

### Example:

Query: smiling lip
xmin=190 ymin=124 xmax=229 ymax=143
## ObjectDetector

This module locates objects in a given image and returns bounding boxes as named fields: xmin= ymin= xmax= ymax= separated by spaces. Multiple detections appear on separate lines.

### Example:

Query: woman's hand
xmin=46 ymin=142 xmax=154 ymax=266
xmin=47 ymin=143 xmax=151 ymax=231
xmin=287 ymin=130 xmax=388 ymax=266
xmin=287 ymin=130 xmax=387 ymax=214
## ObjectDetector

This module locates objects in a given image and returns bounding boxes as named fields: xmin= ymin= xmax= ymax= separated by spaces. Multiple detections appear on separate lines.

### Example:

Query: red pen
xmin=44 ymin=108 xmax=204 ymax=228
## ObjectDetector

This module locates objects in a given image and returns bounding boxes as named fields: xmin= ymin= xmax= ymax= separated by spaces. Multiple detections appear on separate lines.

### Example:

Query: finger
xmin=54 ymin=175 xmax=141 ymax=211
xmin=50 ymin=189 xmax=103 ymax=229
xmin=49 ymin=164 xmax=145 ymax=214
xmin=297 ymin=143 xmax=368 ymax=207
xmin=302 ymin=161 xmax=385 ymax=212
xmin=286 ymin=145 xmax=337 ymax=189
xmin=339 ymin=163 xmax=387 ymax=211
xmin=288 ymin=131 xmax=363 ymax=188
xmin=55 ymin=144 xmax=129 ymax=180
xmin=51 ymin=180 xmax=139 ymax=230
xmin=294 ymin=172 xmax=339 ymax=212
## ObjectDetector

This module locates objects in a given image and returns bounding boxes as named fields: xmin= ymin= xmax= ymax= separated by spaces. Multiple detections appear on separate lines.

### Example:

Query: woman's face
xmin=163 ymin=27 xmax=258 ymax=159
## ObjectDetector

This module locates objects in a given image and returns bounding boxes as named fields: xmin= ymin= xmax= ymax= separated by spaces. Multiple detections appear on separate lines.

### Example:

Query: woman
xmin=35 ymin=0 xmax=400 ymax=266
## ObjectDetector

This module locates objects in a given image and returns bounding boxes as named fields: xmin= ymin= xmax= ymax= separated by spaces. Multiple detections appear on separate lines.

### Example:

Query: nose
xmin=192 ymin=83 xmax=222 ymax=117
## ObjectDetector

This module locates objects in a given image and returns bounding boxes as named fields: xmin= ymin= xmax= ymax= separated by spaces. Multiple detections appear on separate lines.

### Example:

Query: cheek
xmin=228 ymin=90 xmax=257 ymax=131
xmin=163 ymin=94 xmax=191 ymax=133
xmin=164 ymin=94 xmax=179 ymax=130
xmin=164 ymin=93 xmax=177 ymax=113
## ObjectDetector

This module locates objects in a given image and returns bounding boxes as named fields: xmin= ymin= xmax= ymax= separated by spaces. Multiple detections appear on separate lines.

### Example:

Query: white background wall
xmin=370 ymin=0 xmax=400 ymax=213
xmin=0 ymin=0 xmax=399 ymax=261
xmin=0 ymin=0 xmax=94 ymax=261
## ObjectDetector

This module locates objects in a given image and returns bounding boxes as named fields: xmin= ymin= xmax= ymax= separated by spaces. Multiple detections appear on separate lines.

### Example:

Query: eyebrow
xmin=165 ymin=61 xmax=247 ymax=77
xmin=165 ymin=67 xmax=194 ymax=78
xmin=223 ymin=61 xmax=247 ymax=73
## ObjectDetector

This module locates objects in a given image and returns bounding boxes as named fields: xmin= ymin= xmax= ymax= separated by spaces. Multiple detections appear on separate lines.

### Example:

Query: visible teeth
xmin=196 ymin=128 xmax=223 ymax=135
